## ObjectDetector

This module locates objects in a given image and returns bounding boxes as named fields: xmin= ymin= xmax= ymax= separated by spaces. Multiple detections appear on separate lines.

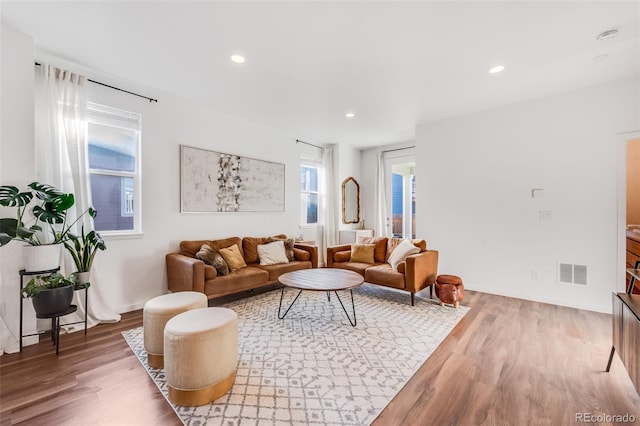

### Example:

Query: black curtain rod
xmin=382 ymin=145 xmax=415 ymax=154
xmin=35 ymin=62 xmax=158 ymax=103
xmin=296 ymin=139 xmax=324 ymax=150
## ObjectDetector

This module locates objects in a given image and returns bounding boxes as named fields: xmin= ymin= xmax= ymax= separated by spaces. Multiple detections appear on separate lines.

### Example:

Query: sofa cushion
xmin=334 ymin=250 xmax=351 ymax=263
xmin=330 ymin=261 xmax=378 ymax=277
xmin=180 ymin=240 xmax=212 ymax=258
xmin=256 ymin=260 xmax=312 ymax=281
xmin=195 ymin=244 xmax=229 ymax=276
xmin=388 ymin=239 xmax=420 ymax=271
xmin=412 ymin=239 xmax=427 ymax=252
xmin=181 ymin=237 xmax=244 ymax=258
xmin=365 ymin=264 xmax=405 ymax=289
xmin=350 ymin=243 xmax=375 ymax=264
xmin=258 ymin=240 xmax=289 ymax=266
xmin=242 ymin=237 xmax=270 ymax=264
xmin=359 ymin=237 xmax=388 ymax=263
xmin=204 ymin=266 xmax=269 ymax=295
xmin=220 ymin=244 xmax=247 ymax=272
xmin=293 ymin=248 xmax=311 ymax=261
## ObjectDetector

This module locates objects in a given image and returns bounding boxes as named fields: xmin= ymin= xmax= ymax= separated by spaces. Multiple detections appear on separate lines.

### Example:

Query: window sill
xmin=101 ymin=232 xmax=144 ymax=240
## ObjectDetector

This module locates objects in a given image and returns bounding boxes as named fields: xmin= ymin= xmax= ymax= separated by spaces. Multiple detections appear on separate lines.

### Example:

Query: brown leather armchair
xmin=326 ymin=237 xmax=438 ymax=305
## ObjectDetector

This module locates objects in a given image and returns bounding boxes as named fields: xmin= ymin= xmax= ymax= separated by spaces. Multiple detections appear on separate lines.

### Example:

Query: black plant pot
xmin=31 ymin=285 xmax=73 ymax=317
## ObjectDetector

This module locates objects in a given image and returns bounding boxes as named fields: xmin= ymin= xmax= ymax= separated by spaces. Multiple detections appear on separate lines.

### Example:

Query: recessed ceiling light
xmin=230 ymin=54 xmax=245 ymax=64
xmin=489 ymin=65 xmax=505 ymax=74
xmin=597 ymin=29 xmax=618 ymax=42
xmin=593 ymin=54 xmax=609 ymax=62
xmin=345 ymin=112 xmax=355 ymax=118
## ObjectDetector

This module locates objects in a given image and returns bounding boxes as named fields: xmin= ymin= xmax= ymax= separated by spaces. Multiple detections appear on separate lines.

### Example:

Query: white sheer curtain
xmin=322 ymin=145 xmax=338 ymax=254
xmin=375 ymin=152 xmax=388 ymax=237
xmin=35 ymin=63 xmax=120 ymax=330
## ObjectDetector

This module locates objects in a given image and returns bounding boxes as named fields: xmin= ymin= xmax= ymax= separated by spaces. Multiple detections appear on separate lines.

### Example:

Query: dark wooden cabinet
xmin=610 ymin=293 xmax=640 ymax=394
xmin=626 ymin=231 xmax=640 ymax=294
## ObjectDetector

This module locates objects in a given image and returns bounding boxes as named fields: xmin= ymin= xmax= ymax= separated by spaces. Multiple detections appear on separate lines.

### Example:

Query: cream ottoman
xmin=143 ymin=291 xmax=207 ymax=369
xmin=164 ymin=307 xmax=238 ymax=406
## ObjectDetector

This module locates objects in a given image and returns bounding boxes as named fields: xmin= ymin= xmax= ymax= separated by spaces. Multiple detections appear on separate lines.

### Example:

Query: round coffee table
xmin=277 ymin=269 xmax=364 ymax=326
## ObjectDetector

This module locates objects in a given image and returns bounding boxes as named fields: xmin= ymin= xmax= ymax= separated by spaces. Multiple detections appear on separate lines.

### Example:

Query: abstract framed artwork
xmin=180 ymin=145 xmax=285 ymax=212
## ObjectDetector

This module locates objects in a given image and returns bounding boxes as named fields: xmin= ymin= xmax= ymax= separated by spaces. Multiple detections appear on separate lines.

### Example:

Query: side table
xmin=19 ymin=269 xmax=88 ymax=353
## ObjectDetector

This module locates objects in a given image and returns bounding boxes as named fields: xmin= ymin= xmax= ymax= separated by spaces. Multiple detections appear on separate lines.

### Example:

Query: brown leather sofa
xmin=167 ymin=235 xmax=318 ymax=299
xmin=326 ymin=237 xmax=438 ymax=305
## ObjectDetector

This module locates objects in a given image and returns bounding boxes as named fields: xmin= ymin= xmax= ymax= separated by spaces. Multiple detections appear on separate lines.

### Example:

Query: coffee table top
xmin=278 ymin=268 xmax=364 ymax=291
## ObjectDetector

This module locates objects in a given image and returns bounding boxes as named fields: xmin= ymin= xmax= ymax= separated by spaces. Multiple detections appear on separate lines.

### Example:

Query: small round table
xmin=277 ymin=269 xmax=364 ymax=326
xmin=36 ymin=304 xmax=78 ymax=355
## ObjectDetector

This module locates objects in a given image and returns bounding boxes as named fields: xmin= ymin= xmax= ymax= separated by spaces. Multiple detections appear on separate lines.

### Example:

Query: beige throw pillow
xmin=387 ymin=239 xmax=420 ymax=271
xmin=257 ymin=240 xmax=290 ymax=266
xmin=219 ymin=244 xmax=247 ymax=272
xmin=350 ymin=243 xmax=375 ymax=264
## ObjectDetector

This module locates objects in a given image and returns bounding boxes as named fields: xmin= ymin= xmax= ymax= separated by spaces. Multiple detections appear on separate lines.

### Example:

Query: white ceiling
xmin=1 ymin=1 xmax=638 ymax=149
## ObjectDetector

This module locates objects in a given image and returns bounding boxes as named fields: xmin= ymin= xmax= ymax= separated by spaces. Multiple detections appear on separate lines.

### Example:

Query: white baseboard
xmin=116 ymin=302 xmax=145 ymax=314
xmin=465 ymin=284 xmax=610 ymax=314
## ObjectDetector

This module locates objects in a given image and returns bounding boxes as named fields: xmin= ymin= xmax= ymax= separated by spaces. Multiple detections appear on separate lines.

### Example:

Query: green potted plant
xmin=0 ymin=182 xmax=96 ymax=272
xmin=21 ymin=272 xmax=85 ymax=316
xmin=64 ymin=225 xmax=106 ymax=286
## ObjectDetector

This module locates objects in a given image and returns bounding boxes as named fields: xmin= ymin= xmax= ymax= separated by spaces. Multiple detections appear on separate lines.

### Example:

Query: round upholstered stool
xmin=143 ymin=292 xmax=208 ymax=369
xmin=435 ymin=274 xmax=465 ymax=308
xmin=164 ymin=307 xmax=238 ymax=406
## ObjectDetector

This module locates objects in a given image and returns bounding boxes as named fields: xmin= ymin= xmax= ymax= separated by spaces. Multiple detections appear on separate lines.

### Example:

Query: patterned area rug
xmin=122 ymin=284 xmax=469 ymax=425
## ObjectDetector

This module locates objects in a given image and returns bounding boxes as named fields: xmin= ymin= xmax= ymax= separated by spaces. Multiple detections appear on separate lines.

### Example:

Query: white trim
xmin=87 ymin=102 xmax=143 ymax=234
xmin=116 ymin=302 xmax=146 ymax=314
xmin=466 ymin=284 xmax=610 ymax=314
xmin=101 ymin=232 xmax=144 ymax=240
xmin=618 ymin=131 xmax=640 ymax=293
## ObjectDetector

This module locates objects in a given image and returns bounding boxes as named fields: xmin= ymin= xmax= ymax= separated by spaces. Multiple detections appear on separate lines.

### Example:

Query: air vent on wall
xmin=558 ymin=263 xmax=588 ymax=285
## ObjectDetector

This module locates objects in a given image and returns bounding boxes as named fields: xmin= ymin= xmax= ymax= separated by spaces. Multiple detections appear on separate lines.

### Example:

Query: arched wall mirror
xmin=342 ymin=177 xmax=360 ymax=224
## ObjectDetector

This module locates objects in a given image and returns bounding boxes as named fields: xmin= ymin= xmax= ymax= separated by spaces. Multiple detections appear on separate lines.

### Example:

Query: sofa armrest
xmin=326 ymin=244 xmax=352 ymax=267
xmin=166 ymin=253 xmax=205 ymax=294
xmin=405 ymin=250 xmax=439 ymax=293
xmin=294 ymin=243 xmax=318 ymax=268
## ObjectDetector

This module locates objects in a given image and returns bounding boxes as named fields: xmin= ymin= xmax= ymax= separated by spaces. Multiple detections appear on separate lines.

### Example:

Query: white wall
xmin=0 ymin=25 xmax=38 ymax=350
xmin=416 ymin=78 xmax=639 ymax=313
xmin=86 ymin=83 xmax=302 ymax=313
xmin=0 ymin=28 xmax=319 ymax=319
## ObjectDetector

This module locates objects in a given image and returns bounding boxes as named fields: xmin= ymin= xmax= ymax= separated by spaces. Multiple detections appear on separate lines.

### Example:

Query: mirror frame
xmin=341 ymin=177 xmax=360 ymax=224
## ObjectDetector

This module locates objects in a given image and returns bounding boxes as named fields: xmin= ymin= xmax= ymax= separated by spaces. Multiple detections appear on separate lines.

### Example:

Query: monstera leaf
xmin=0 ymin=186 xmax=33 ymax=207
xmin=0 ymin=181 xmax=91 ymax=246
xmin=28 ymin=182 xmax=64 ymax=200
xmin=0 ymin=218 xmax=17 ymax=246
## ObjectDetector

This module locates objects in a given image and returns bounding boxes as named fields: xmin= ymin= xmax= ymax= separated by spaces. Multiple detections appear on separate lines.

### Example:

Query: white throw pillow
xmin=257 ymin=240 xmax=290 ymax=266
xmin=387 ymin=239 xmax=420 ymax=271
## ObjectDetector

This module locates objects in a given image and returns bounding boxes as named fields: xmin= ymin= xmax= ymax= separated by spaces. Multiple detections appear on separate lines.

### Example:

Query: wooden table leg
xmin=606 ymin=346 xmax=615 ymax=372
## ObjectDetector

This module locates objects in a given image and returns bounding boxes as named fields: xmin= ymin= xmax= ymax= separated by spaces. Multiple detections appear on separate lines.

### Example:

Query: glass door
xmin=384 ymin=151 xmax=416 ymax=238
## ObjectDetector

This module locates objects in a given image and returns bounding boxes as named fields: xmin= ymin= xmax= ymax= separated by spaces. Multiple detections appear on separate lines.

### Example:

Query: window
xmin=300 ymin=161 xmax=320 ymax=226
xmin=87 ymin=103 xmax=141 ymax=234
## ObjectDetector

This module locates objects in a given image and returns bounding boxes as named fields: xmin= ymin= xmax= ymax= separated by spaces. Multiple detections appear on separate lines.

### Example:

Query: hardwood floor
xmin=1 ymin=290 xmax=638 ymax=425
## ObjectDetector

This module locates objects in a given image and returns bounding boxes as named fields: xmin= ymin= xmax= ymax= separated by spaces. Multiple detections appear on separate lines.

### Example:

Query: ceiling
xmin=1 ymin=1 xmax=638 ymax=149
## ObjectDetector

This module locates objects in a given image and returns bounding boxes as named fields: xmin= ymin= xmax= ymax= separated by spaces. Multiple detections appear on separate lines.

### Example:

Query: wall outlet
xmin=531 ymin=270 xmax=540 ymax=280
